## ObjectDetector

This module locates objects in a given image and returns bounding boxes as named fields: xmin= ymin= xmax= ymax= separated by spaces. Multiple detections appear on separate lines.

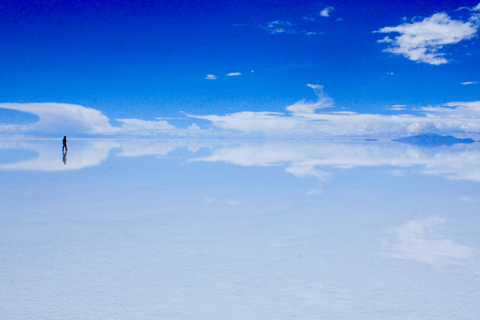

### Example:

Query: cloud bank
xmin=375 ymin=12 xmax=479 ymax=65
xmin=2 ymin=85 xmax=480 ymax=138
xmin=185 ymin=85 xmax=480 ymax=138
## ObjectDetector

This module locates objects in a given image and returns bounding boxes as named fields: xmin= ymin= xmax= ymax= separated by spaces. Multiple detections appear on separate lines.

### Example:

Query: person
xmin=63 ymin=136 xmax=68 ymax=152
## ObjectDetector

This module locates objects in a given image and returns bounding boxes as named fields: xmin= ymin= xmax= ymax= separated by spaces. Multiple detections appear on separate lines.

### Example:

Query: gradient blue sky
xmin=1 ymin=0 xmax=480 ymax=136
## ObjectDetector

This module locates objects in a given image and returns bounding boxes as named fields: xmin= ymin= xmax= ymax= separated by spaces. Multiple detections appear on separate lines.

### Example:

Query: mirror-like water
xmin=1 ymin=138 xmax=479 ymax=319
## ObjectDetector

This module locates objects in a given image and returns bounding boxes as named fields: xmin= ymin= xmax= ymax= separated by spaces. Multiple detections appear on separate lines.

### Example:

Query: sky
xmin=1 ymin=0 xmax=480 ymax=137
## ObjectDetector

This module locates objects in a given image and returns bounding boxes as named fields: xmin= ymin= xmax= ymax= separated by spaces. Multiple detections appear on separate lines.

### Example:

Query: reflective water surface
xmin=1 ymin=138 xmax=479 ymax=319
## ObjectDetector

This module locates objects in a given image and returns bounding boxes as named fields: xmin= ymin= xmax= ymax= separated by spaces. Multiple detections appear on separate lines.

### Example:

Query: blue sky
xmin=1 ymin=0 xmax=480 ymax=137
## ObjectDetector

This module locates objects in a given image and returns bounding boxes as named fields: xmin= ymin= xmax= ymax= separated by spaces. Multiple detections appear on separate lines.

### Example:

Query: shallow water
xmin=1 ymin=138 xmax=479 ymax=319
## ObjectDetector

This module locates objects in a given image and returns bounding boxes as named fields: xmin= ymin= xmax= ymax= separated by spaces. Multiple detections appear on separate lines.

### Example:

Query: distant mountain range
xmin=393 ymin=133 xmax=476 ymax=146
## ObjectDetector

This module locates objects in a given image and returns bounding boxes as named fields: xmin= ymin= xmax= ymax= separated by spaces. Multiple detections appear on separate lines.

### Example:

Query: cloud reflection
xmin=1 ymin=139 xmax=480 ymax=183
xmin=383 ymin=217 xmax=474 ymax=265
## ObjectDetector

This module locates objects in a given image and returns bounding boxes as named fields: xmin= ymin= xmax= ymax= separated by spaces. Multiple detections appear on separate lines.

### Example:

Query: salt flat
xmin=1 ymin=139 xmax=479 ymax=319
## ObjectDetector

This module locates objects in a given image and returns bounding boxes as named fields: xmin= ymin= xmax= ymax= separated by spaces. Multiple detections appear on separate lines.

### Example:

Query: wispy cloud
xmin=461 ymin=81 xmax=478 ymax=85
xmin=205 ymin=74 xmax=217 ymax=80
xmin=227 ymin=72 xmax=241 ymax=76
xmin=262 ymin=21 xmax=318 ymax=35
xmin=387 ymin=105 xmax=406 ymax=110
xmin=375 ymin=12 xmax=479 ymax=65
xmin=262 ymin=21 xmax=296 ymax=34
xmin=456 ymin=2 xmax=480 ymax=11
xmin=320 ymin=6 xmax=334 ymax=17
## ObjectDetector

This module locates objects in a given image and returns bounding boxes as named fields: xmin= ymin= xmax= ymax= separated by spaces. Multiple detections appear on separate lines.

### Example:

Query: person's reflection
xmin=62 ymin=136 xmax=68 ymax=165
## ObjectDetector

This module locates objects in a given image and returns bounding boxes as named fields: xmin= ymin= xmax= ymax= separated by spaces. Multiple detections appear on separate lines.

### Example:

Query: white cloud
xmin=115 ymin=118 xmax=176 ymax=135
xmin=0 ymin=103 xmax=117 ymax=135
xmin=227 ymin=72 xmax=241 ymax=76
xmin=185 ymin=85 xmax=480 ymax=138
xmin=286 ymin=84 xmax=333 ymax=114
xmin=457 ymin=3 xmax=480 ymax=11
xmin=320 ymin=6 xmax=334 ymax=17
xmin=0 ymin=103 xmax=214 ymax=137
xmin=188 ymin=123 xmax=200 ymax=130
xmin=262 ymin=21 xmax=316 ymax=35
xmin=383 ymin=217 xmax=474 ymax=265
xmin=375 ymin=13 xmax=479 ymax=65
xmin=387 ymin=104 xmax=406 ymax=110
xmin=461 ymin=81 xmax=478 ymax=85
xmin=262 ymin=21 xmax=296 ymax=34
xmin=205 ymin=74 xmax=217 ymax=80
xmin=3 ymin=85 xmax=480 ymax=139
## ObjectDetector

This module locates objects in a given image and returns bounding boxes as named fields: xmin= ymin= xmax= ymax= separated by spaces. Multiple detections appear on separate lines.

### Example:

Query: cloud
xmin=285 ymin=84 xmax=333 ymax=114
xmin=4 ymin=85 xmax=480 ymax=139
xmin=0 ymin=103 xmax=117 ymax=135
xmin=461 ymin=81 xmax=478 ymax=85
xmin=227 ymin=72 xmax=241 ymax=76
xmin=188 ymin=123 xmax=200 ymax=130
xmin=383 ymin=217 xmax=474 ymax=265
xmin=185 ymin=85 xmax=480 ymax=138
xmin=387 ymin=105 xmax=406 ymax=110
xmin=115 ymin=118 xmax=176 ymax=135
xmin=262 ymin=21 xmax=296 ymax=34
xmin=320 ymin=6 xmax=334 ymax=17
xmin=457 ymin=3 xmax=480 ymax=11
xmin=0 ymin=103 xmax=211 ymax=137
xmin=262 ymin=21 xmax=316 ymax=35
xmin=205 ymin=74 xmax=217 ymax=80
xmin=375 ymin=12 xmax=479 ymax=65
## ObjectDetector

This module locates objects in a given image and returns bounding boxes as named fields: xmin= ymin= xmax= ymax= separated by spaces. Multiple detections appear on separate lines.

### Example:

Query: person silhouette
xmin=63 ymin=136 xmax=68 ymax=152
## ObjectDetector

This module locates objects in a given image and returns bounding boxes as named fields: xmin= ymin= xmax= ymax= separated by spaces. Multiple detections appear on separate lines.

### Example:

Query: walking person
xmin=63 ymin=136 xmax=68 ymax=152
